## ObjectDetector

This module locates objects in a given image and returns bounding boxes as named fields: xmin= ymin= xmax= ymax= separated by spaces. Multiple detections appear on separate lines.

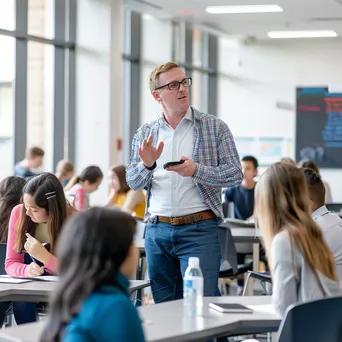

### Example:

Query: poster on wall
xmin=296 ymin=87 xmax=342 ymax=168
xmin=234 ymin=137 xmax=257 ymax=158
xmin=234 ymin=137 xmax=293 ymax=166
xmin=258 ymin=137 xmax=284 ymax=165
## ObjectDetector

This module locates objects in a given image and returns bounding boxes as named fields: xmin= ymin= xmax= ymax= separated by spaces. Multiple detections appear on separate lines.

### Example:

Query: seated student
xmin=279 ymin=157 xmax=296 ymax=166
xmin=298 ymin=159 xmax=333 ymax=204
xmin=14 ymin=146 xmax=44 ymax=180
xmin=0 ymin=177 xmax=26 ymax=326
xmin=65 ymin=166 xmax=103 ymax=211
xmin=55 ymin=160 xmax=74 ymax=188
xmin=104 ymin=164 xmax=146 ymax=219
xmin=223 ymin=155 xmax=258 ymax=221
xmin=255 ymin=163 xmax=341 ymax=316
xmin=5 ymin=173 xmax=72 ymax=324
xmin=303 ymin=168 xmax=342 ymax=282
xmin=223 ymin=156 xmax=258 ymax=294
xmin=0 ymin=177 xmax=26 ymax=243
xmin=40 ymin=207 xmax=145 ymax=342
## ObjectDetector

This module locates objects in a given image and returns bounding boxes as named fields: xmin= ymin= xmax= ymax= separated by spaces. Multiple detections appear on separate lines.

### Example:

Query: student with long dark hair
xmin=5 ymin=173 xmax=72 ymax=324
xmin=65 ymin=166 xmax=103 ymax=211
xmin=41 ymin=207 xmax=145 ymax=342
xmin=0 ymin=177 xmax=26 ymax=243
xmin=0 ymin=177 xmax=26 ymax=326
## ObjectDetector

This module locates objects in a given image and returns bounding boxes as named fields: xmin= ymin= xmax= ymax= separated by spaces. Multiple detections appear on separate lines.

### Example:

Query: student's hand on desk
xmin=24 ymin=233 xmax=51 ymax=265
xmin=138 ymin=136 xmax=164 ymax=168
xmin=27 ymin=262 xmax=45 ymax=277
xmin=165 ymin=156 xmax=197 ymax=177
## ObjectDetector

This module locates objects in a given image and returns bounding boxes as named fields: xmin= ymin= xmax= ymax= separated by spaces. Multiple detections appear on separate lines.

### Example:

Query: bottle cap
xmin=188 ymin=257 xmax=200 ymax=267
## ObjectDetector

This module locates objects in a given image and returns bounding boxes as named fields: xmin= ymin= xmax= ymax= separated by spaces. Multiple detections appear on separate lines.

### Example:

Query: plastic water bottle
xmin=183 ymin=257 xmax=204 ymax=317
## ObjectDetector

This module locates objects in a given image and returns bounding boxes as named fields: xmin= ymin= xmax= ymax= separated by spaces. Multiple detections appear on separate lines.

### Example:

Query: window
xmin=0 ymin=0 xmax=15 ymax=31
xmin=0 ymin=36 xmax=15 ymax=179
xmin=27 ymin=41 xmax=54 ymax=168
xmin=28 ymin=0 xmax=55 ymax=39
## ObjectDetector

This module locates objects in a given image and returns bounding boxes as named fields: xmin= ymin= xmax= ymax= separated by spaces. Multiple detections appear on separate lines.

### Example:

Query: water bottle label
xmin=183 ymin=277 xmax=203 ymax=293
xmin=184 ymin=280 xmax=192 ymax=289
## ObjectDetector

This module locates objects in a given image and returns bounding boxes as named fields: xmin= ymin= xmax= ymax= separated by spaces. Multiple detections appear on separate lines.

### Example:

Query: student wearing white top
xmin=254 ymin=163 xmax=341 ymax=316
xmin=303 ymin=168 xmax=342 ymax=282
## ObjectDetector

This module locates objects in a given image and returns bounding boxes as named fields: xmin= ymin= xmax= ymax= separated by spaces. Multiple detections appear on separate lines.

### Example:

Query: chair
xmin=242 ymin=271 xmax=272 ymax=296
xmin=0 ymin=243 xmax=14 ymax=327
xmin=278 ymin=296 xmax=342 ymax=342
xmin=218 ymin=226 xmax=253 ymax=294
xmin=326 ymin=203 xmax=342 ymax=213
xmin=0 ymin=243 xmax=6 ymax=275
xmin=134 ymin=218 xmax=146 ymax=240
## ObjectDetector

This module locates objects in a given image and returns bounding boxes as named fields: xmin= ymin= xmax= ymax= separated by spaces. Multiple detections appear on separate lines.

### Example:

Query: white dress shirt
xmin=149 ymin=108 xmax=209 ymax=217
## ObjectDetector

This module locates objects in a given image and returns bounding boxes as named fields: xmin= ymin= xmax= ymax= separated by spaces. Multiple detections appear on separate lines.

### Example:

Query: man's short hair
xmin=149 ymin=62 xmax=180 ymax=92
xmin=241 ymin=155 xmax=258 ymax=169
xmin=302 ymin=167 xmax=325 ymax=206
xmin=25 ymin=146 xmax=45 ymax=159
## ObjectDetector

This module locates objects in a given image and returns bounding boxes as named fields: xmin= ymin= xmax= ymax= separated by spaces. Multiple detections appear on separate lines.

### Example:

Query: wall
xmin=75 ymin=0 xmax=122 ymax=205
xmin=218 ymin=38 xmax=342 ymax=201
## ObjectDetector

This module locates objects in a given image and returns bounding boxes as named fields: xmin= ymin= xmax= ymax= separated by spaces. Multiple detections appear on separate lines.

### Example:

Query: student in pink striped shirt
xmin=65 ymin=166 xmax=103 ymax=211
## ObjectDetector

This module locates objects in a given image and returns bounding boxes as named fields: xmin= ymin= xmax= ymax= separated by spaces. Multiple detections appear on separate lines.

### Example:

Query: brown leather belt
xmin=148 ymin=210 xmax=216 ymax=226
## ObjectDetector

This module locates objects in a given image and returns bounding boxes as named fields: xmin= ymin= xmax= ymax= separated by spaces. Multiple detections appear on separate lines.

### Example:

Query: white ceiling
xmin=130 ymin=0 xmax=342 ymax=39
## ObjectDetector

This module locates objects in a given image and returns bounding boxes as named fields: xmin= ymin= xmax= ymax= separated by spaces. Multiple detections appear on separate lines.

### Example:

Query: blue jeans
xmin=145 ymin=218 xmax=221 ymax=303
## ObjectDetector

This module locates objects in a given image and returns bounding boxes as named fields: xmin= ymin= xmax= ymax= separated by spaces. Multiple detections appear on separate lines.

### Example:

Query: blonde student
xmin=55 ymin=160 xmax=74 ymax=188
xmin=255 ymin=162 xmax=341 ymax=316
xmin=41 ymin=207 xmax=145 ymax=342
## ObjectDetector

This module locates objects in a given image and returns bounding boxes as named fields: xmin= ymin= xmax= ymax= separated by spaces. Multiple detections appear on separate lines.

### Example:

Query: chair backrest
xmin=0 ymin=243 xmax=7 ymax=275
xmin=134 ymin=218 xmax=146 ymax=240
xmin=218 ymin=226 xmax=238 ymax=273
xmin=326 ymin=203 xmax=342 ymax=213
xmin=278 ymin=296 xmax=342 ymax=342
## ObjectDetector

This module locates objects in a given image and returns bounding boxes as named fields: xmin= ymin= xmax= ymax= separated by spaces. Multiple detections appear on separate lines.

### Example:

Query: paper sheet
xmin=0 ymin=276 xmax=32 ymax=284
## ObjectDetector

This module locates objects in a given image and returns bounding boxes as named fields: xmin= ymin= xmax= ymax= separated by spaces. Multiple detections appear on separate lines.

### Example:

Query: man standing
xmin=126 ymin=62 xmax=242 ymax=303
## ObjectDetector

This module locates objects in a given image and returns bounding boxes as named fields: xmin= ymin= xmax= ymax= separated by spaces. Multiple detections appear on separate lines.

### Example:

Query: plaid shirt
xmin=126 ymin=107 xmax=242 ymax=222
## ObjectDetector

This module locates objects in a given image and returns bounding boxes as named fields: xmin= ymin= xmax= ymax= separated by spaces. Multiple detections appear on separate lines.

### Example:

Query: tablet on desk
xmin=209 ymin=303 xmax=253 ymax=313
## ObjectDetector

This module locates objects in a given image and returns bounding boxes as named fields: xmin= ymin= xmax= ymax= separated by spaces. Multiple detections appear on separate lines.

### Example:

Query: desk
xmin=0 ymin=296 xmax=279 ymax=342
xmin=0 ymin=280 xmax=150 ymax=303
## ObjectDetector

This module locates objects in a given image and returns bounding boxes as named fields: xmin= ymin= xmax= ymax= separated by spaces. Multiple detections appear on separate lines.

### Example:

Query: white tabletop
xmin=0 ymin=296 xmax=279 ymax=342
xmin=0 ymin=280 xmax=150 ymax=303
xmin=140 ymin=296 xmax=279 ymax=342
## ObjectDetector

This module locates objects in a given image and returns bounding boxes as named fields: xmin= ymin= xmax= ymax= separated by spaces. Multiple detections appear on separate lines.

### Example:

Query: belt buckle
xmin=171 ymin=217 xmax=177 ymax=225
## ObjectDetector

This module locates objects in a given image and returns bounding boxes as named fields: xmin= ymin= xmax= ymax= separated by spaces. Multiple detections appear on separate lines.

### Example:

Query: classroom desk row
xmin=0 ymin=279 xmax=150 ymax=303
xmin=0 ymin=296 xmax=280 ymax=342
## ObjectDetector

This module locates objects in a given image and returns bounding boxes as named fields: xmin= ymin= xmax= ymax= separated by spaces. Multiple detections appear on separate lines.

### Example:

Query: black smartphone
xmin=209 ymin=303 xmax=253 ymax=313
xmin=163 ymin=160 xmax=185 ymax=169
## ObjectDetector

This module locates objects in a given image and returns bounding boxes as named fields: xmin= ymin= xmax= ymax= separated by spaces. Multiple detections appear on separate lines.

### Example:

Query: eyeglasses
xmin=154 ymin=77 xmax=192 ymax=91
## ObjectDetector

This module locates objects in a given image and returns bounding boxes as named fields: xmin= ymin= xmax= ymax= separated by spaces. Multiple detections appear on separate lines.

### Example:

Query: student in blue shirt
xmin=223 ymin=155 xmax=258 ymax=294
xmin=41 ymin=207 xmax=145 ymax=342
xmin=223 ymin=155 xmax=258 ymax=220
xmin=14 ymin=147 xmax=44 ymax=180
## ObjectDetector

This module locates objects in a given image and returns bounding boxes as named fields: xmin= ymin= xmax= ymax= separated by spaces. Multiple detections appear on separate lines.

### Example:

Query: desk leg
xmin=247 ymin=242 xmax=260 ymax=296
